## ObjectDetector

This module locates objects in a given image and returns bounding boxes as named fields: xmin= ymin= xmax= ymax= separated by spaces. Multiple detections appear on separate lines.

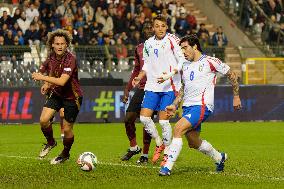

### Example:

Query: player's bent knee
xmin=39 ymin=117 xmax=50 ymax=127
xmin=173 ymin=125 xmax=185 ymax=138
xmin=140 ymin=116 xmax=151 ymax=124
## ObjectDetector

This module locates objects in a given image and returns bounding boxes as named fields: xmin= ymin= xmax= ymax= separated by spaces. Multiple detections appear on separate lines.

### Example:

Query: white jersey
xmin=182 ymin=55 xmax=230 ymax=111
xmin=142 ymin=33 xmax=186 ymax=92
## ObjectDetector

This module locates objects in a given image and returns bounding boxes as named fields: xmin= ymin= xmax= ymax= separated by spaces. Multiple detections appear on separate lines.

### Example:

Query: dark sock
xmin=125 ymin=121 xmax=137 ymax=147
xmin=60 ymin=118 xmax=64 ymax=134
xmin=41 ymin=125 xmax=55 ymax=146
xmin=143 ymin=129 xmax=151 ymax=154
xmin=62 ymin=136 xmax=74 ymax=157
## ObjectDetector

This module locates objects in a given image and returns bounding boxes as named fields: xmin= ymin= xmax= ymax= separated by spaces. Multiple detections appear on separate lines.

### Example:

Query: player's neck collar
xmin=154 ymin=33 xmax=167 ymax=40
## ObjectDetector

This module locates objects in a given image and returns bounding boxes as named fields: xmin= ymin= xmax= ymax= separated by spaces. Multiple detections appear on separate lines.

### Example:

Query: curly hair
xmin=46 ymin=29 xmax=72 ymax=53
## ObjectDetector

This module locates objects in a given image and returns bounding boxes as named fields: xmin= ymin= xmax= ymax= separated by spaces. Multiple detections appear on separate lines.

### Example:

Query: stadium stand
xmin=1 ymin=0 xmax=282 ymax=86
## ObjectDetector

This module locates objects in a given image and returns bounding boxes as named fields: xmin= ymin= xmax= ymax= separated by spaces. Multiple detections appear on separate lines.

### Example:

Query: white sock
xmin=141 ymin=154 xmax=148 ymax=158
xmin=164 ymin=138 xmax=183 ymax=170
xmin=130 ymin=145 xmax=139 ymax=151
xmin=159 ymin=120 xmax=172 ymax=146
xmin=198 ymin=140 xmax=222 ymax=163
xmin=164 ymin=145 xmax=170 ymax=155
xmin=140 ymin=116 xmax=162 ymax=146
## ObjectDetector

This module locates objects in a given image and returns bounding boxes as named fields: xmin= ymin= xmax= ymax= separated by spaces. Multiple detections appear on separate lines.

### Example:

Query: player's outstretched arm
xmin=32 ymin=72 xmax=70 ymax=86
xmin=226 ymin=69 xmax=242 ymax=111
xmin=165 ymin=83 xmax=184 ymax=117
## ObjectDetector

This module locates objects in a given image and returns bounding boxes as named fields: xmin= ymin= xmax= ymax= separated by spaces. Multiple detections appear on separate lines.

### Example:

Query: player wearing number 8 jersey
xmin=158 ymin=34 xmax=242 ymax=176
xmin=132 ymin=15 xmax=186 ymax=165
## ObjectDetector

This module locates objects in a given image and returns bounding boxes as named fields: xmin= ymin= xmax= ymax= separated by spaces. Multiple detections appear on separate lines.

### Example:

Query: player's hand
xmin=157 ymin=72 xmax=167 ymax=84
xmin=165 ymin=104 xmax=177 ymax=117
xmin=132 ymin=77 xmax=141 ymax=88
xmin=41 ymin=83 xmax=49 ymax=95
xmin=233 ymin=95 xmax=242 ymax=111
xmin=32 ymin=72 xmax=44 ymax=81
xmin=122 ymin=89 xmax=129 ymax=104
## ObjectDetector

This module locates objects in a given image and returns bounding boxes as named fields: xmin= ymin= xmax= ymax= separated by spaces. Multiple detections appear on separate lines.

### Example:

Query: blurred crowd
xmin=0 ymin=0 xmax=229 ymax=51
xmin=223 ymin=0 xmax=284 ymax=45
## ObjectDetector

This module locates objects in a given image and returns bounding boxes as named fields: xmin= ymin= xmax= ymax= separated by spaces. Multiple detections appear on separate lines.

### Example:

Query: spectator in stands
xmin=11 ymin=8 xmax=22 ymax=25
xmin=152 ymin=0 xmax=164 ymax=16
xmin=212 ymin=26 xmax=228 ymax=47
xmin=97 ymin=31 xmax=104 ymax=45
xmin=126 ymin=0 xmax=139 ymax=17
xmin=0 ymin=11 xmax=12 ymax=27
xmin=266 ymin=24 xmax=281 ymax=45
xmin=100 ymin=9 xmax=114 ymax=34
xmin=263 ymin=0 xmax=282 ymax=17
xmin=108 ymin=30 xmax=116 ymax=45
xmin=130 ymin=31 xmax=143 ymax=46
xmin=70 ymin=0 xmax=77 ymax=15
xmin=26 ymin=3 xmax=40 ymax=22
xmin=4 ymin=30 xmax=14 ymax=45
xmin=13 ymin=35 xmax=21 ymax=46
xmin=113 ymin=11 xmax=127 ymax=34
xmin=56 ymin=0 xmax=69 ymax=17
xmin=17 ymin=12 xmax=31 ymax=34
xmin=186 ymin=11 xmax=197 ymax=30
xmin=90 ymin=20 xmax=103 ymax=39
xmin=0 ymin=35 xmax=4 ymax=45
xmin=141 ymin=1 xmax=152 ymax=19
xmin=116 ymin=37 xmax=128 ymax=61
xmin=174 ymin=10 xmax=191 ymax=37
xmin=24 ymin=23 xmax=40 ymax=46
xmin=197 ymin=23 xmax=210 ymax=38
xmin=74 ymin=16 xmax=85 ymax=29
xmin=1 ymin=23 xmax=9 ymax=36
xmin=199 ymin=32 xmax=211 ymax=49
xmin=82 ymin=1 xmax=94 ymax=24
xmin=120 ymin=31 xmax=130 ymax=45
xmin=73 ymin=26 xmax=88 ymax=45
xmin=39 ymin=23 xmax=48 ymax=44
xmin=11 ymin=22 xmax=22 ymax=36
xmin=17 ymin=30 xmax=24 ymax=45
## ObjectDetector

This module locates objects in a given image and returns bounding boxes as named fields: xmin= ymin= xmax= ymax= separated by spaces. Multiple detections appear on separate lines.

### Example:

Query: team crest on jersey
xmin=199 ymin=64 xmax=204 ymax=72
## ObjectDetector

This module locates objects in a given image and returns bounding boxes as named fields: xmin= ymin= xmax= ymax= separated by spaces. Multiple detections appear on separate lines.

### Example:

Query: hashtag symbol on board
xmin=93 ymin=91 xmax=114 ymax=118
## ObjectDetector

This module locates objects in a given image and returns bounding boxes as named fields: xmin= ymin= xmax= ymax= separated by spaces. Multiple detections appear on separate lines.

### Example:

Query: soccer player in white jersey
xmin=132 ymin=15 xmax=186 ymax=165
xmin=158 ymin=34 xmax=242 ymax=176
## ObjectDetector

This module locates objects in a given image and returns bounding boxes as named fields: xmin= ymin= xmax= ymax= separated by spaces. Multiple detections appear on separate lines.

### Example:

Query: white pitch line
xmin=0 ymin=154 xmax=283 ymax=181
xmin=0 ymin=154 xmax=159 ymax=169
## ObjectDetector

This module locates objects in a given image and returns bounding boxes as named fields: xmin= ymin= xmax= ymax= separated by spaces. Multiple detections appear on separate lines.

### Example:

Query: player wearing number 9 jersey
xmin=132 ymin=15 xmax=187 ymax=165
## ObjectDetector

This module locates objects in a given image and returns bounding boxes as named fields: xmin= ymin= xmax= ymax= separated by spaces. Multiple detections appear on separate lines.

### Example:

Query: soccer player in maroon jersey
xmin=121 ymin=21 xmax=154 ymax=163
xmin=39 ymin=58 xmax=65 ymax=141
xmin=32 ymin=29 xmax=83 ymax=164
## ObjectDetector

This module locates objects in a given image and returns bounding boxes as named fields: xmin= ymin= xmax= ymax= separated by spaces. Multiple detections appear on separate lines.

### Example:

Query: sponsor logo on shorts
xmin=185 ymin=114 xmax=191 ymax=119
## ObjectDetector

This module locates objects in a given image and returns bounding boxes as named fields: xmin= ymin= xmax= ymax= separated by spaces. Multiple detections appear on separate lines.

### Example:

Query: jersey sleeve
xmin=168 ymin=35 xmax=187 ymax=72
xmin=208 ymin=57 xmax=230 ymax=75
xmin=142 ymin=42 xmax=150 ymax=72
xmin=62 ymin=55 xmax=76 ymax=76
xmin=39 ymin=59 xmax=49 ymax=74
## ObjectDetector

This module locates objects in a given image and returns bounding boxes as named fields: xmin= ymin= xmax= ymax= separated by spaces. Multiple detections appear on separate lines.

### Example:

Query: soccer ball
xmin=77 ymin=152 xmax=98 ymax=171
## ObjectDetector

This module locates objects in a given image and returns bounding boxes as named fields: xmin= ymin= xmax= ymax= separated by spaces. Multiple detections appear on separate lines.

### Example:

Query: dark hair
xmin=142 ymin=21 xmax=152 ymax=30
xmin=153 ymin=15 xmax=167 ymax=24
xmin=180 ymin=34 xmax=203 ymax=52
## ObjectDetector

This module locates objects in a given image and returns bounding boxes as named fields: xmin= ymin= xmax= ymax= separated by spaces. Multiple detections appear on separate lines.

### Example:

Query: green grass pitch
xmin=0 ymin=122 xmax=283 ymax=189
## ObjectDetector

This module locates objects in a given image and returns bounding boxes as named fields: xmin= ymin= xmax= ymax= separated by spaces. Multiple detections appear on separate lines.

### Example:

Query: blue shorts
xmin=182 ymin=105 xmax=212 ymax=132
xmin=142 ymin=91 xmax=176 ymax=111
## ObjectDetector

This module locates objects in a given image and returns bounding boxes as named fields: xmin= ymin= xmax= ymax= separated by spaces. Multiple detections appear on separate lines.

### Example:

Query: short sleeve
xmin=207 ymin=57 xmax=230 ymax=75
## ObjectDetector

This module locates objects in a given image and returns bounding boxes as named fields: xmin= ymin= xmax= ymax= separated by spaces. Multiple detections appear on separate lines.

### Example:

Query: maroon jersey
xmin=42 ymin=51 xmax=83 ymax=100
xmin=126 ymin=43 xmax=146 ymax=91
